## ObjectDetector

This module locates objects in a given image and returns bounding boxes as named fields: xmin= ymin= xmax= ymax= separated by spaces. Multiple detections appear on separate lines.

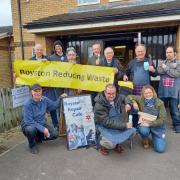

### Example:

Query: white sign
xmin=12 ymin=86 xmax=30 ymax=108
xmin=63 ymin=95 xmax=96 ymax=150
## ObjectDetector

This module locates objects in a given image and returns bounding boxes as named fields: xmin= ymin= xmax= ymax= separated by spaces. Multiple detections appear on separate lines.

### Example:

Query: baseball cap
xmin=30 ymin=84 xmax=42 ymax=90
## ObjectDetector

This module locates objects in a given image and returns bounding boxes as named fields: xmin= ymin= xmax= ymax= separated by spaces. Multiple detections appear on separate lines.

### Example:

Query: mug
xmin=143 ymin=62 xmax=149 ymax=71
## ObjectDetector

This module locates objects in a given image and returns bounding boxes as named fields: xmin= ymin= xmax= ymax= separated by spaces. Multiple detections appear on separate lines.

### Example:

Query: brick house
xmin=11 ymin=0 xmax=180 ymax=67
xmin=0 ymin=26 xmax=14 ymax=88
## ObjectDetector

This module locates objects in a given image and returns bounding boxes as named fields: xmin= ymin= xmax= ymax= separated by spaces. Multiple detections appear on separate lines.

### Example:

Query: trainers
xmin=142 ymin=138 xmax=150 ymax=149
xmin=114 ymin=144 xmax=124 ymax=153
xmin=100 ymin=146 xmax=109 ymax=156
xmin=30 ymin=146 xmax=39 ymax=154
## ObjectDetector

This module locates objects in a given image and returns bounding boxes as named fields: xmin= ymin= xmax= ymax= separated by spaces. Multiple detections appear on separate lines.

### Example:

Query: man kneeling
xmin=94 ymin=84 xmax=136 ymax=155
xmin=21 ymin=84 xmax=60 ymax=154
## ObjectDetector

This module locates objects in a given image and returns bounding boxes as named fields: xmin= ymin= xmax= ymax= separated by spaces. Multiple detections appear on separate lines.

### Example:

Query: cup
xmin=143 ymin=62 xmax=149 ymax=71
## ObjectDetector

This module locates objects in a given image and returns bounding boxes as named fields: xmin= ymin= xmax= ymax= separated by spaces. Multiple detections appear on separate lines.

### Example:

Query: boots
xmin=100 ymin=146 xmax=109 ymax=156
xmin=114 ymin=144 xmax=124 ymax=153
xmin=142 ymin=138 xmax=150 ymax=149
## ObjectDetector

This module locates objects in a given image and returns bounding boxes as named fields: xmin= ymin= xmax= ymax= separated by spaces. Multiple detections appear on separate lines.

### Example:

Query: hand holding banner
xmin=14 ymin=60 xmax=114 ymax=92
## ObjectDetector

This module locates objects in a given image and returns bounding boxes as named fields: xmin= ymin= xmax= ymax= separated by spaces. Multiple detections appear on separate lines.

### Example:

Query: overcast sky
xmin=0 ymin=0 xmax=12 ymax=26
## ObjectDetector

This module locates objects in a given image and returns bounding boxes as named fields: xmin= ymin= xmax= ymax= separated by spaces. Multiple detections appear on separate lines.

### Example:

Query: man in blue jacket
xmin=21 ymin=84 xmax=60 ymax=154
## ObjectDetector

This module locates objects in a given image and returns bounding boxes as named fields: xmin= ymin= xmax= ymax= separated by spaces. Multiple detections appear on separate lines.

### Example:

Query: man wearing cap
xmin=49 ymin=40 xmax=67 ymax=62
xmin=30 ymin=43 xmax=60 ymax=130
xmin=21 ymin=84 xmax=60 ymax=154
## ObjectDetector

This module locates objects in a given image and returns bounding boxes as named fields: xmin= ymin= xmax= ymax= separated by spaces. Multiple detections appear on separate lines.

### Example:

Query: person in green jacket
xmin=125 ymin=85 xmax=167 ymax=153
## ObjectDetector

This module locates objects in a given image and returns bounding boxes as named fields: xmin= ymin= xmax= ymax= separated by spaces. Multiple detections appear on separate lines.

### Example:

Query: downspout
xmin=17 ymin=0 xmax=24 ymax=59
xmin=7 ymin=34 xmax=13 ymax=87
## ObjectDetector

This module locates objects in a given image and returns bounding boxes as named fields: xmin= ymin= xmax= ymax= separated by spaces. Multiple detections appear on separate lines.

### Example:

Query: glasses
xmin=105 ymin=91 xmax=116 ymax=96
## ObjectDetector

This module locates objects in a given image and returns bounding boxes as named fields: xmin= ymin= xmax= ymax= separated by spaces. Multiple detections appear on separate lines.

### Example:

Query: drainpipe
xmin=138 ymin=32 xmax=141 ymax=45
xmin=7 ymin=34 xmax=14 ymax=87
xmin=17 ymin=0 xmax=24 ymax=59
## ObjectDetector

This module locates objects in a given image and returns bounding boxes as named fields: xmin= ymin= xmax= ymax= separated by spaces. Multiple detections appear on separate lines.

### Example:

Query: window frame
xmin=77 ymin=0 xmax=100 ymax=6
xmin=109 ymin=0 xmax=124 ymax=2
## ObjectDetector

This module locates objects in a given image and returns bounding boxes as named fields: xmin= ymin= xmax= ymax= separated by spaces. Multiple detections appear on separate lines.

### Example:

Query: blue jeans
xmin=23 ymin=124 xmax=58 ymax=148
xmin=138 ymin=126 xmax=166 ymax=153
xmin=50 ymin=110 xmax=59 ymax=128
xmin=161 ymin=97 xmax=180 ymax=131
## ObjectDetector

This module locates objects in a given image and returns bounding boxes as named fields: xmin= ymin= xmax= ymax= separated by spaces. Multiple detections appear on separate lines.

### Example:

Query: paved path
xmin=0 ymin=123 xmax=180 ymax=180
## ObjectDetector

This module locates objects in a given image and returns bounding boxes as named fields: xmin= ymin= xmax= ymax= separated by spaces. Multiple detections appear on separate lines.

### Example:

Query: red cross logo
xmin=86 ymin=115 xmax=91 ymax=121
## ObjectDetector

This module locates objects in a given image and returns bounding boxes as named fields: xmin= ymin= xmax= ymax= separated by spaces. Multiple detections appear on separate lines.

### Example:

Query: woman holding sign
xmin=125 ymin=85 xmax=167 ymax=153
xmin=62 ymin=47 xmax=82 ymax=96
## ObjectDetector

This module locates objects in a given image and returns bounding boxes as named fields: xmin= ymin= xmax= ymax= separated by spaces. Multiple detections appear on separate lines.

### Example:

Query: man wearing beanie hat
xmin=48 ymin=40 xmax=67 ymax=130
xmin=21 ymin=84 xmax=60 ymax=154
xmin=49 ymin=40 xmax=67 ymax=62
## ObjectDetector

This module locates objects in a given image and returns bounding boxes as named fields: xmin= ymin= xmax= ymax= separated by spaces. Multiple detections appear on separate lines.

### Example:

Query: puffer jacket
xmin=94 ymin=92 xmax=127 ymax=130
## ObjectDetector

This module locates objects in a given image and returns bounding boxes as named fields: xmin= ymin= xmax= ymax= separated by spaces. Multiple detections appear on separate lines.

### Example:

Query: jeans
xmin=138 ymin=126 xmax=166 ymax=153
xmin=50 ymin=110 xmax=59 ymax=128
xmin=161 ymin=97 xmax=180 ymax=131
xmin=23 ymin=124 xmax=58 ymax=148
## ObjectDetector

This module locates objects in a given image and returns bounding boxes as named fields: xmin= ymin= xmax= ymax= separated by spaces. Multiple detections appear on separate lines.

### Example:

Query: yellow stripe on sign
xmin=118 ymin=81 xmax=134 ymax=89
xmin=14 ymin=60 xmax=114 ymax=92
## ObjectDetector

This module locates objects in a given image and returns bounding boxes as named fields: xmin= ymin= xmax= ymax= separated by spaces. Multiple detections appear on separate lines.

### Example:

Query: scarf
xmin=144 ymin=97 xmax=158 ymax=116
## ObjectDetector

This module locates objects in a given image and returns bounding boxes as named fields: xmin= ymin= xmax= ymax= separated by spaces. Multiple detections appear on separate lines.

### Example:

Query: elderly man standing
xmin=21 ymin=84 xmax=59 ymax=154
xmin=88 ymin=43 xmax=104 ymax=65
xmin=30 ymin=44 xmax=59 ymax=130
xmin=30 ymin=43 xmax=49 ymax=61
xmin=123 ymin=44 xmax=156 ymax=95
xmin=88 ymin=43 xmax=104 ymax=105
xmin=123 ymin=44 xmax=157 ymax=127
xmin=94 ymin=84 xmax=136 ymax=156
xmin=100 ymin=47 xmax=123 ymax=88
xmin=157 ymin=46 xmax=180 ymax=133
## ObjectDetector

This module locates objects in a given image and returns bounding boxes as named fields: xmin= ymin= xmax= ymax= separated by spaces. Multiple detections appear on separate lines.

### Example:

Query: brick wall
xmin=11 ymin=0 xmax=116 ymax=59
xmin=0 ymin=37 xmax=13 ymax=88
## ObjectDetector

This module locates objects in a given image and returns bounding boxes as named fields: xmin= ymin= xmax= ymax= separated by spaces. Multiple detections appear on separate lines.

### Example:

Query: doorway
xmin=105 ymin=39 xmax=135 ymax=69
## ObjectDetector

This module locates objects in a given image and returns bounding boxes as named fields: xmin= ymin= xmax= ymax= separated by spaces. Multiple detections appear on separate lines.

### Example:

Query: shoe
xmin=30 ymin=146 xmax=39 ymax=154
xmin=54 ymin=126 xmax=59 ymax=132
xmin=114 ymin=144 xmax=124 ymax=153
xmin=100 ymin=146 xmax=109 ymax=156
xmin=174 ymin=127 xmax=180 ymax=133
xmin=35 ymin=138 xmax=43 ymax=144
xmin=142 ymin=138 xmax=150 ymax=149
xmin=175 ymin=129 xmax=180 ymax=133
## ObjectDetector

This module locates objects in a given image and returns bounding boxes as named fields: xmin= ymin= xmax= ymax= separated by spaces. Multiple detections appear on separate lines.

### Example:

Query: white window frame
xmin=109 ymin=0 xmax=125 ymax=2
xmin=77 ymin=0 xmax=100 ymax=6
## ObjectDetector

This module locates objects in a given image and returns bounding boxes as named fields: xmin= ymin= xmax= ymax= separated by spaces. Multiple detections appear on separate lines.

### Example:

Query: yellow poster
xmin=14 ymin=60 xmax=114 ymax=92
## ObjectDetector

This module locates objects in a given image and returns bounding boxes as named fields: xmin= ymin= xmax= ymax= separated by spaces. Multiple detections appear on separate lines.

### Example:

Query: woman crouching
xmin=125 ymin=85 xmax=166 ymax=153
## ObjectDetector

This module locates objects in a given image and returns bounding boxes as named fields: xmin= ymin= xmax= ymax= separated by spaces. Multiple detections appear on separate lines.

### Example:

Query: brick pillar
xmin=176 ymin=26 xmax=180 ymax=60
xmin=34 ymin=35 xmax=55 ymax=56
xmin=34 ymin=35 xmax=47 ymax=55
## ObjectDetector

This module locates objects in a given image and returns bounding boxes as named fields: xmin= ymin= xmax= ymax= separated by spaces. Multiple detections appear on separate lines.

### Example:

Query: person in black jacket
xmin=94 ymin=84 xmax=136 ymax=155
xmin=100 ymin=47 xmax=123 ymax=89
xmin=49 ymin=40 xmax=67 ymax=62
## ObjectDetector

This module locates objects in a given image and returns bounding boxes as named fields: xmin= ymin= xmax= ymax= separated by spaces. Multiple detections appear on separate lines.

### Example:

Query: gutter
xmin=24 ymin=7 xmax=180 ymax=29
xmin=26 ymin=14 xmax=180 ymax=34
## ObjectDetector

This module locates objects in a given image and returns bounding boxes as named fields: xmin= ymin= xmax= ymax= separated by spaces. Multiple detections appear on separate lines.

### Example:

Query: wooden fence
xmin=0 ymin=88 xmax=22 ymax=133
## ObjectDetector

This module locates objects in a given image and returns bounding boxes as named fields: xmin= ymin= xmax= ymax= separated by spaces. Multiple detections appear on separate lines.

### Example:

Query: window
xmin=77 ymin=0 xmax=100 ymax=6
